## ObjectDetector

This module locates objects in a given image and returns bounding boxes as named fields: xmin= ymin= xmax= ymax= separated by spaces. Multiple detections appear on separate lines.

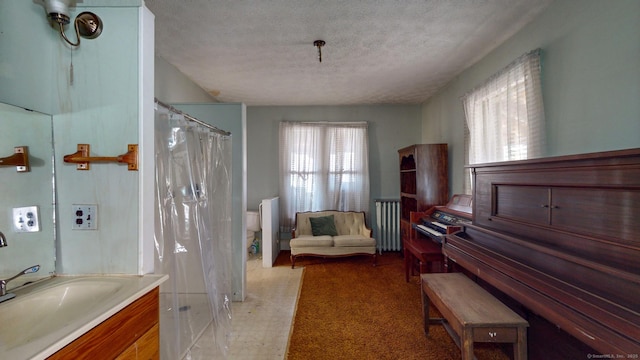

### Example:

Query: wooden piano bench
xmin=403 ymin=239 xmax=444 ymax=282
xmin=421 ymin=273 xmax=529 ymax=360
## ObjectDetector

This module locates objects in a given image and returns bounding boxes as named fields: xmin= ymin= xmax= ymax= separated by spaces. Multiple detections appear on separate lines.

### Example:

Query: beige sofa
xmin=289 ymin=210 xmax=377 ymax=268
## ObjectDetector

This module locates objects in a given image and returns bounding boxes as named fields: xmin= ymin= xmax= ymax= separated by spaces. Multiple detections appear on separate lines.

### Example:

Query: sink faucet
xmin=0 ymin=231 xmax=7 ymax=247
xmin=0 ymin=265 xmax=40 ymax=297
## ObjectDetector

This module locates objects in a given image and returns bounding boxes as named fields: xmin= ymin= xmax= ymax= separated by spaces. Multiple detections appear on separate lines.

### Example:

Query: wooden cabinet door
xmin=494 ymin=185 xmax=549 ymax=226
xmin=551 ymin=187 xmax=640 ymax=241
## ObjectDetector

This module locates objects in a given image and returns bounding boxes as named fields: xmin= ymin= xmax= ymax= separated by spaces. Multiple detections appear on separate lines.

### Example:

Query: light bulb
xmin=42 ymin=0 xmax=71 ymax=25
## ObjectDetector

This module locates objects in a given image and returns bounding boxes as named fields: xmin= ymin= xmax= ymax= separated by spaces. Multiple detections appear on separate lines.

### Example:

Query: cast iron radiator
xmin=375 ymin=199 xmax=401 ymax=253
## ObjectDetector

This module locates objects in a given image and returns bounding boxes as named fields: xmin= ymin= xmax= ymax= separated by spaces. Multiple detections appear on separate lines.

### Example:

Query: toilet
xmin=246 ymin=210 xmax=261 ymax=252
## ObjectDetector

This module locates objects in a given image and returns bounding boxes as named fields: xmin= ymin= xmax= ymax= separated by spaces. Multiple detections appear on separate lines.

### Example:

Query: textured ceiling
xmin=145 ymin=1 xmax=553 ymax=106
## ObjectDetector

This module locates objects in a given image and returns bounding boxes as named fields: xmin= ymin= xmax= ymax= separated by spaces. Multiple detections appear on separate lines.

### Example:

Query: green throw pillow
xmin=309 ymin=215 xmax=338 ymax=236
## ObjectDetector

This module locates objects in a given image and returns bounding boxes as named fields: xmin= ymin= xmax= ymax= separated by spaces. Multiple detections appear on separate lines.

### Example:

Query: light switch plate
xmin=12 ymin=206 xmax=40 ymax=232
xmin=72 ymin=204 xmax=98 ymax=230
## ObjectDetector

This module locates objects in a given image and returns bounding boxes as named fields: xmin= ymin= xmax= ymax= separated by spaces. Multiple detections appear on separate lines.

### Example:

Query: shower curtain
xmin=154 ymin=102 xmax=233 ymax=359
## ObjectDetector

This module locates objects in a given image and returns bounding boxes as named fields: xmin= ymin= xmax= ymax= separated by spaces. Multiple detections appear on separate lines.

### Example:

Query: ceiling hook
xmin=313 ymin=40 xmax=326 ymax=63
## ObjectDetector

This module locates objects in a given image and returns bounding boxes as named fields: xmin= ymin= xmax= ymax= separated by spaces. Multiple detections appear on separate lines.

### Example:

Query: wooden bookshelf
xmin=398 ymin=144 xmax=448 ymax=248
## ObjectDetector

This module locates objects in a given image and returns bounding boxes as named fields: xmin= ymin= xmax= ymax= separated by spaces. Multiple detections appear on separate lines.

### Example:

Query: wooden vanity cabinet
xmin=48 ymin=287 xmax=160 ymax=360
xmin=116 ymin=323 xmax=159 ymax=360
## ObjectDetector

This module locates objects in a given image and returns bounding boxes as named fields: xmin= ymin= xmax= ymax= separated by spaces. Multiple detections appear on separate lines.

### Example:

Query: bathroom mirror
xmin=0 ymin=102 xmax=56 ymax=282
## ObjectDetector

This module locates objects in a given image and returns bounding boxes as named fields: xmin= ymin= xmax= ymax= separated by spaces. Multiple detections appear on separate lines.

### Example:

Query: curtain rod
xmin=283 ymin=121 xmax=368 ymax=126
xmin=460 ymin=48 xmax=541 ymax=101
xmin=154 ymin=99 xmax=231 ymax=136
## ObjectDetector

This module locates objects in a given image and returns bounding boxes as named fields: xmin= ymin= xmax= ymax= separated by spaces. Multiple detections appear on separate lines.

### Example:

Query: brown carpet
xmin=276 ymin=251 xmax=510 ymax=360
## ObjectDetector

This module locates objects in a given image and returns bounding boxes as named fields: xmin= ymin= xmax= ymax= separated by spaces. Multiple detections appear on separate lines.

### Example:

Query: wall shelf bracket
xmin=0 ymin=146 xmax=30 ymax=172
xmin=63 ymin=144 xmax=138 ymax=171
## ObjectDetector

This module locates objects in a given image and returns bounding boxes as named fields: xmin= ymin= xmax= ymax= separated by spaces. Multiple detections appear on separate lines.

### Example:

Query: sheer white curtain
xmin=279 ymin=121 xmax=370 ymax=232
xmin=462 ymin=49 xmax=545 ymax=193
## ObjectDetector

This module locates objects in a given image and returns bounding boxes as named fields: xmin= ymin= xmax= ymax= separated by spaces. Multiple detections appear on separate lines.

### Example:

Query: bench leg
xmin=421 ymin=287 xmax=430 ymax=336
xmin=435 ymin=256 xmax=444 ymax=272
xmin=419 ymin=260 xmax=430 ymax=274
xmin=404 ymin=248 xmax=412 ymax=282
xmin=514 ymin=327 xmax=528 ymax=360
xmin=461 ymin=327 xmax=474 ymax=360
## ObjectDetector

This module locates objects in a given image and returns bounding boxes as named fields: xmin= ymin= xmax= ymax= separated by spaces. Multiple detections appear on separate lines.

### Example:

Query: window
xmin=279 ymin=121 xmax=370 ymax=231
xmin=462 ymin=49 xmax=545 ymax=193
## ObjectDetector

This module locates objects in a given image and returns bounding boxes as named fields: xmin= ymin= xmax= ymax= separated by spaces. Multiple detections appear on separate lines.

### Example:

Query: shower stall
xmin=154 ymin=100 xmax=233 ymax=359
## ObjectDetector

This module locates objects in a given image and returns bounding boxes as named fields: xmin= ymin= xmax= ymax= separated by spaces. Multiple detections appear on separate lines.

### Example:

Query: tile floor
xmin=187 ymin=253 xmax=303 ymax=359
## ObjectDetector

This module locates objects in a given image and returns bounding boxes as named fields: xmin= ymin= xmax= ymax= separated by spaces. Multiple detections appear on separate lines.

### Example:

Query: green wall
xmin=0 ymin=0 xmax=55 ymax=113
xmin=421 ymin=0 xmax=640 ymax=194
xmin=5 ymin=0 xmax=633 ymax=280
xmin=0 ymin=1 xmax=152 ymax=275
xmin=246 ymin=105 xmax=422 ymax=231
xmin=155 ymin=57 xmax=217 ymax=103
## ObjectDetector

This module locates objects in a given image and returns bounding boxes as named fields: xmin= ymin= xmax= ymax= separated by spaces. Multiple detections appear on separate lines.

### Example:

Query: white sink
xmin=0 ymin=278 xmax=123 ymax=348
xmin=0 ymin=275 xmax=167 ymax=360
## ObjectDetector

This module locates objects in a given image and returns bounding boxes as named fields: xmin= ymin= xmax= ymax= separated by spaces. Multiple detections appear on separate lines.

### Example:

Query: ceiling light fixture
xmin=313 ymin=40 xmax=325 ymax=63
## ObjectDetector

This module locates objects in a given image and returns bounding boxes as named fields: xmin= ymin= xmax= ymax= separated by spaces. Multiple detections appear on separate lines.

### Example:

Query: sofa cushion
xmin=332 ymin=212 xmax=369 ymax=236
xmin=294 ymin=211 xmax=372 ymax=238
xmin=309 ymin=215 xmax=339 ymax=236
xmin=290 ymin=235 xmax=333 ymax=248
xmin=333 ymin=235 xmax=376 ymax=247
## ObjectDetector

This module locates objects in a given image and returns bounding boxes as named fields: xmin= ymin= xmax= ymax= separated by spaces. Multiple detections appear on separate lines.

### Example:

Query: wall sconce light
xmin=38 ymin=0 xmax=103 ymax=47
xmin=313 ymin=40 xmax=326 ymax=63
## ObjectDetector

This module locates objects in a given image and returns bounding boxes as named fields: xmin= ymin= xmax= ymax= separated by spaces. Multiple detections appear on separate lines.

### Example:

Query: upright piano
xmin=404 ymin=194 xmax=472 ymax=281
xmin=444 ymin=149 xmax=640 ymax=358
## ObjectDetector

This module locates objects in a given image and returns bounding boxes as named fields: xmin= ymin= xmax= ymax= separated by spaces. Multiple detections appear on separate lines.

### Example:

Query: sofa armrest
xmin=361 ymin=224 xmax=372 ymax=238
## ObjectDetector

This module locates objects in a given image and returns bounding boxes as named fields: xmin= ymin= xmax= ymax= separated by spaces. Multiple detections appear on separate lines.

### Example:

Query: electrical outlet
xmin=72 ymin=204 xmax=98 ymax=230
xmin=12 ymin=206 xmax=40 ymax=232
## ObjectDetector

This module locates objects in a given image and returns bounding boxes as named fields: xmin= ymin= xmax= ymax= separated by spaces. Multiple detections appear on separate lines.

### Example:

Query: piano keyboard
xmin=417 ymin=224 xmax=443 ymax=237
xmin=432 ymin=222 xmax=448 ymax=230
